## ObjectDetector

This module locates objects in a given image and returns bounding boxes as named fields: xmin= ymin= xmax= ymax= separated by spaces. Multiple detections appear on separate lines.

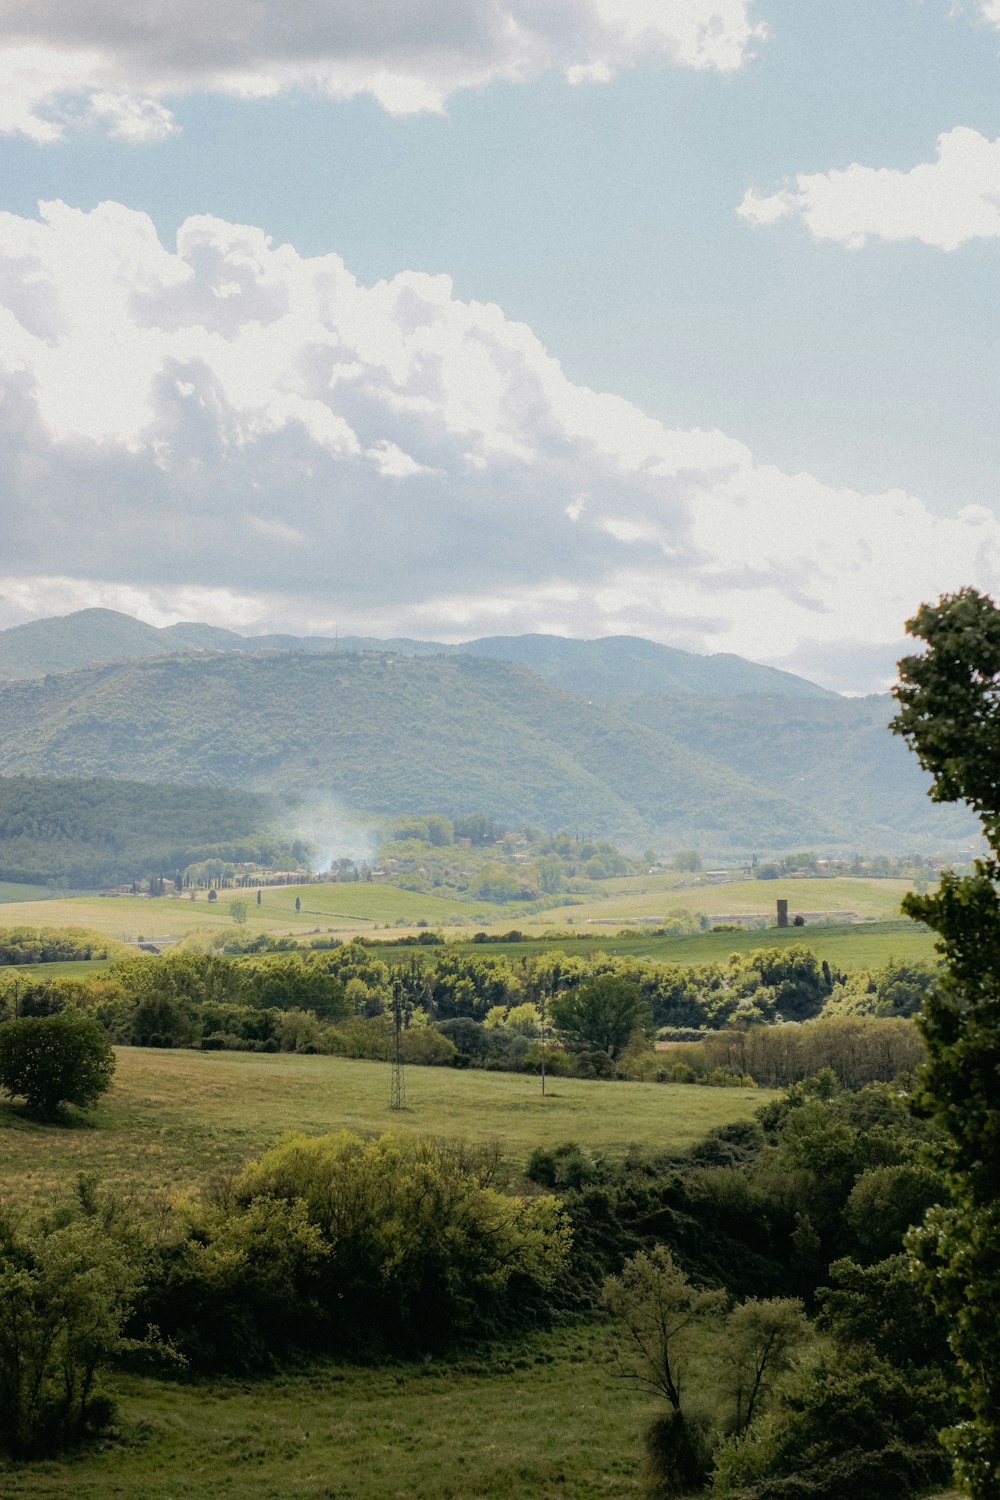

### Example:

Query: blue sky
xmin=1 ymin=1 xmax=999 ymax=691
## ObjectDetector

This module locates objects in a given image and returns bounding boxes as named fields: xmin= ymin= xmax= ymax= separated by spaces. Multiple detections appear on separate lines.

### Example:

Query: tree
xmin=0 ymin=1011 xmax=115 ymax=1118
xmin=552 ymin=975 xmax=651 ymax=1058
xmin=0 ymin=1186 xmax=150 ymax=1456
xmin=228 ymin=898 xmax=248 ymax=925
xmin=603 ymin=1245 xmax=725 ymax=1410
xmin=723 ymin=1297 xmax=808 ymax=1432
xmin=892 ymin=586 xmax=1000 ymax=1498
xmin=602 ymin=1247 xmax=725 ymax=1494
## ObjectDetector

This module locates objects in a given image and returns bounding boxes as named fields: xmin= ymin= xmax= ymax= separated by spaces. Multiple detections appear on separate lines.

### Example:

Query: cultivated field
xmin=0 ymin=873 xmax=917 ymax=943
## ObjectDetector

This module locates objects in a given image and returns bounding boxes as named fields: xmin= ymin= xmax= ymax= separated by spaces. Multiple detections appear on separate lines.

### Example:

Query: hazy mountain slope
xmin=453 ymin=634 xmax=834 ymax=699
xmin=0 ymin=610 xmax=830 ymax=701
xmin=0 ymin=609 xmax=168 ymax=679
xmin=0 ymin=651 xmax=846 ymax=846
xmin=614 ymin=692 xmax=978 ymax=844
xmin=0 ymin=774 xmax=299 ymax=887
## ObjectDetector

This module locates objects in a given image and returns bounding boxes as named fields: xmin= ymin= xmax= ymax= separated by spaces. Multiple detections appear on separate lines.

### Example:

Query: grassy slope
xmin=1 ymin=1322 xmax=650 ymax=1500
xmin=382 ymin=921 xmax=937 ymax=971
xmin=0 ymin=1050 xmax=765 ymax=1498
xmin=0 ymin=880 xmax=53 ymax=904
xmin=0 ymin=876 xmax=936 ymax=972
xmin=1 ymin=1047 xmax=769 ymax=1204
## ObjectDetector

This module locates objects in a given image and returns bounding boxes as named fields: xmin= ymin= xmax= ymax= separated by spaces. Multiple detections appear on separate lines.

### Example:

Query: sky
xmin=1 ymin=2 xmax=1000 ymax=693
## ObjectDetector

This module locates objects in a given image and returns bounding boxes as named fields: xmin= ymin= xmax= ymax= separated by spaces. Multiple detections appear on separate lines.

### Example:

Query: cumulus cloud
xmin=738 ymin=126 xmax=1000 ymax=250
xmin=1 ymin=199 xmax=999 ymax=693
xmin=0 ymin=1 xmax=765 ymax=141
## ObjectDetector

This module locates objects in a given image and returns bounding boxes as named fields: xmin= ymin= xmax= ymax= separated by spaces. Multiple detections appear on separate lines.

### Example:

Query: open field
xmin=0 ymin=1048 xmax=764 ymax=1500
xmin=0 ymin=1319 xmax=968 ymax=1500
xmin=0 ymin=874 xmax=916 ymax=944
xmin=0 ymin=1047 xmax=772 ymax=1204
xmin=0 ymin=958 xmax=116 ymax=978
xmin=529 ymin=873 xmax=915 ymax=927
xmin=0 ymin=880 xmax=56 ymax=904
xmin=0 ymin=881 xmax=489 ymax=944
xmin=380 ymin=919 xmax=938 ymax=972
xmin=0 ymin=1322 xmax=651 ymax=1500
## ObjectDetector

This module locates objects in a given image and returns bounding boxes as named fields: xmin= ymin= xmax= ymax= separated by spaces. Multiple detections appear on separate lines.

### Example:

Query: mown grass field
xmin=0 ymin=1046 xmax=772 ymax=1205
xmin=0 ymin=880 xmax=58 ymax=904
xmin=0 ymin=881 xmax=495 ymax=944
xmin=535 ymin=873 xmax=915 ymax=926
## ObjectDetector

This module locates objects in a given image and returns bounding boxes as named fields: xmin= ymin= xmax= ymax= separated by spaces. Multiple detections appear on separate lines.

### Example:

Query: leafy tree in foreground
xmin=892 ymin=585 xmax=1000 ymax=1497
xmin=0 ymin=1011 xmax=115 ymax=1117
xmin=602 ymin=1247 xmax=725 ymax=1494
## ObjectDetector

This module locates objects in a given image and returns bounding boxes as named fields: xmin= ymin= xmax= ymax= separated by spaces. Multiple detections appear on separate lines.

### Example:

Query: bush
xmin=0 ymin=1184 xmax=151 ymax=1457
xmin=0 ymin=1011 xmax=115 ymax=1117
xmin=227 ymin=1131 xmax=571 ymax=1355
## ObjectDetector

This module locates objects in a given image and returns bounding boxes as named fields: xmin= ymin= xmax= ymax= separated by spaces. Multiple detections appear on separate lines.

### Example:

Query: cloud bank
xmin=0 ymin=1 xmax=765 ymax=142
xmin=1 ymin=199 xmax=998 ymax=693
xmin=738 ymin=126 xmax=1000 ymax=251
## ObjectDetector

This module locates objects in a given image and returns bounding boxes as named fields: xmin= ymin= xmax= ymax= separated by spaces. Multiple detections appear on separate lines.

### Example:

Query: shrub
xmin=227 ymin=1131 xmax=572 ymax=1355
xmin=0 ymin=1185 xmax=151 ymax=1457
xmin=0 ymin=1011 xmax=115 ymax=1118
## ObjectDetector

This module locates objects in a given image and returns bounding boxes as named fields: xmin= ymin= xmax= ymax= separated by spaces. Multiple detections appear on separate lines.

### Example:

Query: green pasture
xmin=0 ymin=875 xmax=916 ymax=948
xmin=0 ymin=1321 xmax=650 ymax=1500
xmin=379 ymin=919 xmax=938 ymax=973
xmin=0 ymin=1045 xmax=763 ymax=1500
xmin=0 ymin=1046 xmax=771 ymax=1205
xmin=0 ymin=880 xmax=56 ymax=904
xmin=521 ymin=874 xmax=914 ymax=928
xmin=0 ymin=881 xmax=489 ymax=945
xmin=0 ymin=959 xmax=116 ymax=979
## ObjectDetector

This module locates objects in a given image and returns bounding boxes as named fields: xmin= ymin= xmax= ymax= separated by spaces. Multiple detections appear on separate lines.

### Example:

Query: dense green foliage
xmin=0 ymin=925 xmax=124 ymax=965
xmin=892 ymin=586 xmax=1000 ymax=1497
xmin=0 ymin=1011 xmax=115 ymax=1117
xmin=0 ymin=940 xmax=926 ymax=1091
xmin=0 ymin=1181 xmax=152 ymax=1458
xmin=0 ymin=774 xmax=306 ymax=887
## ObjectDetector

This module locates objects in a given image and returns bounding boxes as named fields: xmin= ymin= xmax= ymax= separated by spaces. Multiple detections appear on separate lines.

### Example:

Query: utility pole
xmin=539 ymin=978 xmax=546 ymax=1098
xmin=390 ymin=980 xmax=406 ymax=1111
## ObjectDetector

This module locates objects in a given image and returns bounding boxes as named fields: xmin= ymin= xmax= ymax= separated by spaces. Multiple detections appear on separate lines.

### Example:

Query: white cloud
xmin=738 ymin=126 xmax=1000 ymax=250
xmin=1 ymin=198 xmax=999 ymax=694
xmin=0 ymin=1 xmax=765 ymax=141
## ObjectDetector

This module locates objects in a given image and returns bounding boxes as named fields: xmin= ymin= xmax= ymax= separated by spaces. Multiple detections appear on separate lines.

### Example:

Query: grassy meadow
xmin=0 ymin=870 xmax=919 ymax=942
xmin=1 ymin=1321 xmax=652 ymax=1500
xmin=0 ymin=1051 xmax=771 ymax=1499
xmin=1 ymin=1046 xmax=771 ymax=1205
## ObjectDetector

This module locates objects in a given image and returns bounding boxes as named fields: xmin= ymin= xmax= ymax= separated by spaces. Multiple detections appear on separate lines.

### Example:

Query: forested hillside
xmin=0 ymin=609 xmax=831 ymax=700
xmin=0 ymin=648 xmax=974 ymax=850
xmin=0 ymin=775 xmax=304 ymax=887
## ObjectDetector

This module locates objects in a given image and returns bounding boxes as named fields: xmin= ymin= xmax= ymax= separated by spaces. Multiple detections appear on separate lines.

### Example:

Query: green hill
xmin=0 ymin=774 xmax=303 ymax=887
xmin=0 ymin=649 xmax=973 ymax=851
xmin=0 ymin=610 xmax=830 ymax=700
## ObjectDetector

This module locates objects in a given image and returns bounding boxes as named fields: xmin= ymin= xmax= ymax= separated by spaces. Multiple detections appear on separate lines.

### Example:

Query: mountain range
xmin=0 ymin=610 xmax=975 ymax=852
xmin=0 ymin=609 xmax=832 ymax=700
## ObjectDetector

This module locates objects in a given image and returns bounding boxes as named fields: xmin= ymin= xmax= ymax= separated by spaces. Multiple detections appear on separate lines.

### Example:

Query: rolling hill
xmin=0 ymin=647 xmax=976 ymax=851
xmin=0 ymin=609 xmax=832 ymax=700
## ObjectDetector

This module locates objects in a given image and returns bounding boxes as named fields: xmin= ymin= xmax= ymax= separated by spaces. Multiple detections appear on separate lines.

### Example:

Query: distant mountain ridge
xmin=0 ymin=645 xmax=973 ymax=851
xmin=0 ymin=609 xmax=833 ymax=700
